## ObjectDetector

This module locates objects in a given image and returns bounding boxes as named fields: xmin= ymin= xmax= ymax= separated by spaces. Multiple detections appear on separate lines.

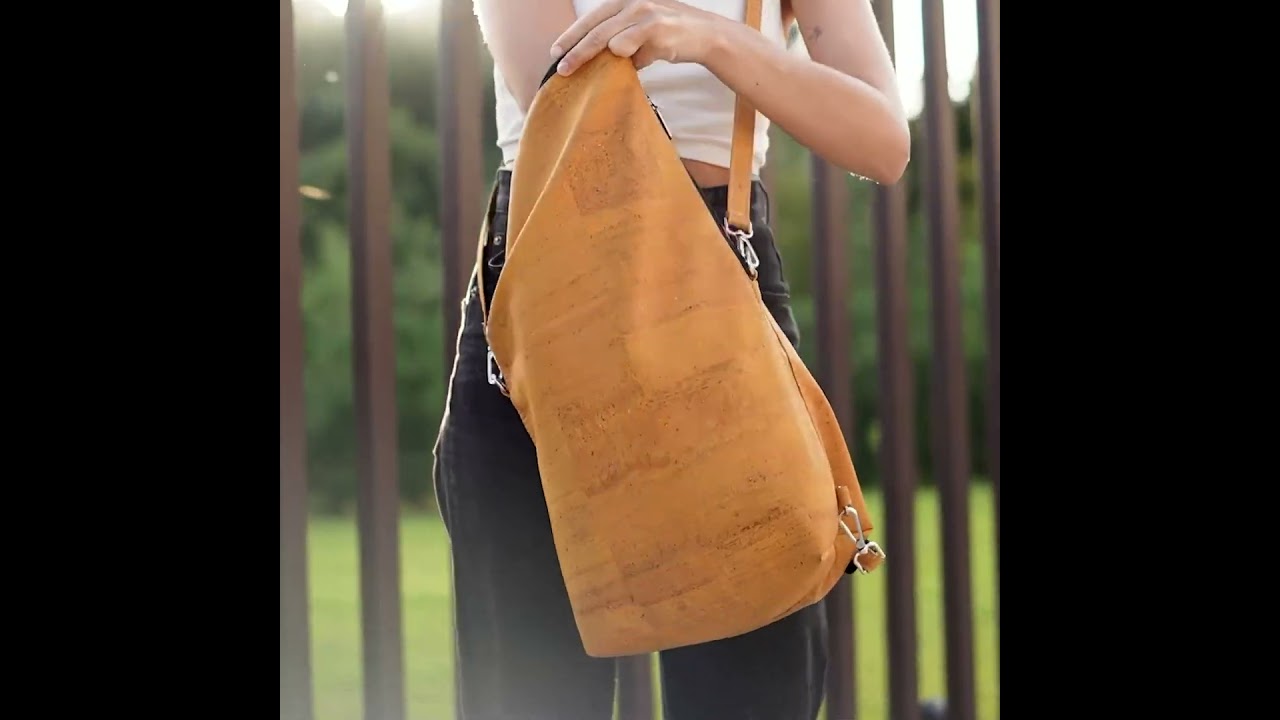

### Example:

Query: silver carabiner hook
xmin=486 ymin=347 xmax=508 ymax=396
xmin=722 ymin=218 xmax=759 ymax=280
xmin=837 ymin=505 xmax=886 ymax=574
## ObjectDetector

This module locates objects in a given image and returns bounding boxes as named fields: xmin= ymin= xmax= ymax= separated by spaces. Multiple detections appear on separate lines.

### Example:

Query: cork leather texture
xmin=481 ymin=52 xmax=876 ymax=658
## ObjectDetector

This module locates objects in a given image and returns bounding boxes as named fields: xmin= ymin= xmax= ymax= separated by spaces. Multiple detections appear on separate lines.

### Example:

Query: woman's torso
xmin=492 ymin=0 xmax=789 ymax=185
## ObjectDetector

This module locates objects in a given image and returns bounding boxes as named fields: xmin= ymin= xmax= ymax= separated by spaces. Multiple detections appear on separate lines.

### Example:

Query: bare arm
xmin=702 ymin=0 xmax=908 ymax=183
xmin=474 ymin=0 xmax=578 ymax=112
xmin=554 ymin=0 xmax=910 ymax=184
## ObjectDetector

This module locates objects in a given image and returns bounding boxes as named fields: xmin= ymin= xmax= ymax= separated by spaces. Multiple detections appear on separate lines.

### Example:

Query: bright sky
xmin=301 ymin=0 xmax=979 ymax=118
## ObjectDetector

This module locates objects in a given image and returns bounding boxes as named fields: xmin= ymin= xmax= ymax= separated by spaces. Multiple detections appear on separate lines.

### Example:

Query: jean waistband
xmin=491 ymin=168 xmax=771 ymax=230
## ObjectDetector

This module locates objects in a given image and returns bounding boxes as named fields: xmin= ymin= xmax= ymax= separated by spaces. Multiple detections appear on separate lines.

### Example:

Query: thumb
xmin=630 ymin=45 xmax=664 ymax=70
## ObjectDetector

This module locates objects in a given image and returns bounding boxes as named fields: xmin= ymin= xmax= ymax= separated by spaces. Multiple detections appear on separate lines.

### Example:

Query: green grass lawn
xmin=307 ymin=484 xmax=998 ymax=719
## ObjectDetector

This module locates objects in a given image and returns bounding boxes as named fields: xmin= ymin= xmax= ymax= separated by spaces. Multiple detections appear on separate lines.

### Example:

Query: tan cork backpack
xmin=473 ymin=0 xmax=884 ymax=657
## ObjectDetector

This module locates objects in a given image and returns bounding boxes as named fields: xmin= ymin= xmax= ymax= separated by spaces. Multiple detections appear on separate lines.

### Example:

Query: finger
xmin=619 ymin=22 xmax=673 ymax=71
xmin=558 ymin=15 xmax=636 ymax=75
xmin=606 ymin=23 xmax=647 ymax=59
xmin=550 ymin=0 xmax=628 ymax=59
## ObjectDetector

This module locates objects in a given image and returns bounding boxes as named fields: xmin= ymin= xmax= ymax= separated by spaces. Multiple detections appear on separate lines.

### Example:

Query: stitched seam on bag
xmin=763 ymin=312 xmax=827 ymax=464
xmin=762 ymin=313 xmax=860 ymax=590
xmin=761 ymin=310 xmax=871 ymax=536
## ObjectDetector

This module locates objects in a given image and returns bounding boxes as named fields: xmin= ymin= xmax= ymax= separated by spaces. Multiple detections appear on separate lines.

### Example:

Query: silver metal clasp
xmin=838 ymin=505 xmax=886 ymax=574
xmin=486 ymin=347 xmax=508 ymax=396
xmin=722 ymin=218 xmax=760 ymax=280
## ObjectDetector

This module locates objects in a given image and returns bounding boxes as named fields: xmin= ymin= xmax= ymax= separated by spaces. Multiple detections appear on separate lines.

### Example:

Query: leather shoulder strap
xmin=726 ymin=0 xmax=765 ymax=234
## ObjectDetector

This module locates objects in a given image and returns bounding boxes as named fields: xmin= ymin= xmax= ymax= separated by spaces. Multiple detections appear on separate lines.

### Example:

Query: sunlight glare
xmin=311 ymin=0 xmax=429 ymax=17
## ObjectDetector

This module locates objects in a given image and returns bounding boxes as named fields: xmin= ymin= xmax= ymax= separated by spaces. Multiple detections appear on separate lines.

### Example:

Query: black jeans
xmin=433 ymin=169 xmax=827 ymax=720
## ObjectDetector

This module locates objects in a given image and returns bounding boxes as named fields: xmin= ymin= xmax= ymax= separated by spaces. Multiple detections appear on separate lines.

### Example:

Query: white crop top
xmin=489 ymin=0 xmax=789 ymax=175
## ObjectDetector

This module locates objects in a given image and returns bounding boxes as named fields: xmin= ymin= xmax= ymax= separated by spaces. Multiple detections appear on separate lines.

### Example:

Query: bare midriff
xmin=683 ymin=158 xmax=733 ymax=188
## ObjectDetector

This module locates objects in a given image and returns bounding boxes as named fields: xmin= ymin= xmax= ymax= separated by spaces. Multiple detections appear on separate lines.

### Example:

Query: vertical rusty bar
xmin=280 ymin=1 xmax=313 ymax=718
xmin=975 ymin=0 xmax=1000 ymax=588
xmin=438 ymin=3 xmax=486 ymax=716
xmin=616 ymin=656 xmax=654 ymax=720
xmin=346 ymin=2 xmax=406 ymax=719
xmin=439 ymin=0 xmax=485 ymax=367
xmin=812 ymin=158 xmax=855 ymax=720
xmin=871 ymin=3 xmax=920 ymax=719
xmin=920 ymin=2 xmax=976 ymax=719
